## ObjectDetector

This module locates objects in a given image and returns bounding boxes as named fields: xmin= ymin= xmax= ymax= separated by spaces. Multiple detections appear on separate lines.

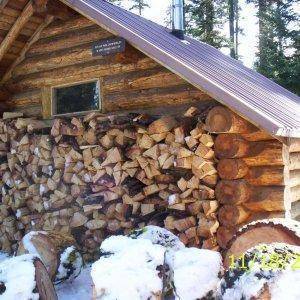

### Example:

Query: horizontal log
xmin=215 ymin=134 xmax=283 ymax=165
xmin=218 ymin=159 xmax=284 ymax=185
xmin=289 ymin=152 xmax=300 ymax=170
xmin=243 ymin=194 xmax=285 ymax=212
xmin=218 ymin=204 xmax=250 ymax=227
xmin=8 ymin=89 xmax=41 ymax=108
xmin=6 ymin=57 xmax=158 ymax=93
xmin=27 ymin=25 xmax=112 ymax=57
xmin=205 ymin=106 xmax=257 ymax=133
xmin=291 ymin=185 xmax=300 ymax=203
xmin=290 ymin=170 xmax=300 ymax=187
xmin=12 ymin=104 xmax=42 ymax=117
xmin=240 ymin=131 xmax=273 ymax=142
xmin=291 ymin=201 xmax=300 ymax=221
xmin=104 ymin=85 xmax=212 ymax=112
xmin=40 ymin=16 xmax=94 ymax=38
xmin=14 ymin=41 xmax=145 ymax=77
xmin=288 ymin=139 xmax=300 ymax=153
xmin=103 ymin=67 xmax=185 ymax=94
xmin=216 ymin=180 xmax=284 ymax=209
xmin=14 ymin=42 xmax=101 ymax=76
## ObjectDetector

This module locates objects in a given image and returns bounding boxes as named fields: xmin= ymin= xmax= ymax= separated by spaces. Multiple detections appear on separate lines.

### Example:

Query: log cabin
xmin=0 ymin=0 xmax=299 ymax=259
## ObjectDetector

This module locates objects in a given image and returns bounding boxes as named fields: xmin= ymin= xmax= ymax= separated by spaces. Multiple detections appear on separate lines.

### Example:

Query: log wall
xmin=205 ymin=106 xmax=300 ymax=249
xmin=2 ymin=15 xmax=212 ymax=117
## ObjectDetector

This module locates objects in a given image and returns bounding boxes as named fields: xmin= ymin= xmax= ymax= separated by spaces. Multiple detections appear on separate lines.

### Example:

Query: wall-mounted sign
xmin=92 ymin=37 xmax=126 ymax=57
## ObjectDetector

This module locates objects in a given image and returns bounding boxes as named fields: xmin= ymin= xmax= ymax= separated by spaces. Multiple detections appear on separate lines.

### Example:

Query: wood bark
xmin=224 ymin=220 xmax=300 ymax=268
xmin=218 ymin=159 xmax=284 ymax=185
xmin=215 ymin=134 xmax=283 ymax=166
xmin=216 ymin=180 xmax=284 ymax=211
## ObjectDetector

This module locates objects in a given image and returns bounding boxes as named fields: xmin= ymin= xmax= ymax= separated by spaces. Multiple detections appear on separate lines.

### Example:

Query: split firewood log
xmin=17 ymin=231 xmax=83 ymax=283
xmin=0 ymin=254 xmax=57 ymax=300
xmin=224 ymin=218 xmax=300 ymax=268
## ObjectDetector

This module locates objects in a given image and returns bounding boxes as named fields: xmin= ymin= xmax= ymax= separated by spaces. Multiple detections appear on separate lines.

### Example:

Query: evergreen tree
xmin=248 ymin=0 xmax=299 ymax=94
xmin=185 ymin=0 xmax=228 ymax=49
xmin=129 ymin=0 xmax=150 ymax=16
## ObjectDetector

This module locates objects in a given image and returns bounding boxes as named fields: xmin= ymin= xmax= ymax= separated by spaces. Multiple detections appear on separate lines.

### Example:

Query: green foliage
xmin=130 ymin=0 xmax=150 ymax=15
xmin=249 ymin=0 xmax=299 ymax=95
xmin=185 ymin=0 xmax=228 ymax=49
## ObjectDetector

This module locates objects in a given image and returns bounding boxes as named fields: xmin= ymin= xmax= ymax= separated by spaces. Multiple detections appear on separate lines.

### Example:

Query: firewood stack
xmin=0 ymin=107 xmax=220 ymax=259
xmin=205 ymin=106 xmax=294 ymax=250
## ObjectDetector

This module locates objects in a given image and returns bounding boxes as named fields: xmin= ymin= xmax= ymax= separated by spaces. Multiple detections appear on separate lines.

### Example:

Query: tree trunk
xmin=229 ymin=0 xmax=236 ymax=58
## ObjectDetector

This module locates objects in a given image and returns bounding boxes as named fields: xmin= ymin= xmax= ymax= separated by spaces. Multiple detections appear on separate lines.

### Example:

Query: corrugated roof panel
xmin=61 ymin=0 xmax=300 ymax=137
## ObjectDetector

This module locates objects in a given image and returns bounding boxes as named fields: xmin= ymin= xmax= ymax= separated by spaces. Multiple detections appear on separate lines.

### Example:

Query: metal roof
xmin=64 ymin=0 xmax=300 ymax=137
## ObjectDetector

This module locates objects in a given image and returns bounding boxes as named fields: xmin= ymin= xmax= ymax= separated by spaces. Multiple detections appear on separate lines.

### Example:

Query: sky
xmin=119 ymin=0 xmax=259 ymax=67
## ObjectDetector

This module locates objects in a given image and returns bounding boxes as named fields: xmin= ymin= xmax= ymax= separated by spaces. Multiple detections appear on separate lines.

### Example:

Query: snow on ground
xmin=0 ymin=254 xmax=39 ymax=300
xmin=55 ymin=245 xmax=83 ymax=284
xmin=0 ymin=251 xmax=9 ymax=263
xmin=220 ymin=243 xmax=300 ymax=300
xmin=56 ymin=264 xmax=93 ymax=300
xmin=167 ymin=248 xmax=222 ymax=300
xmin=92 ymin=236 xmax=165 ymax=300
xmin=130 ymin=225 xmax=185 ymax=251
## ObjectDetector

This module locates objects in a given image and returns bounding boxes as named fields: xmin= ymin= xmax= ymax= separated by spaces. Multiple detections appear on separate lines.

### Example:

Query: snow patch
xmin=56 ymin=265 xmax=92 ymax=300
xmin=167 ymin=248 xmax=222 ymax=299
xmin=22 ymin=231 xmax=46 ymax=259
xmin=55 ymin=246 xmax=83 ymax=284
xmin=220 ymin=243 xmax=300 ymax=300
xmin=92 ymin=236 xmax=165 ymax=300
xmin=0 ymin=254 xmax=39 ymax=300
xmin=168 ymin=194 xmax=177 ymax=206
xmin=239 ymin=218 xmax=300 ymax=238
xmin=131 ymin=225 xmax=185 ymax=251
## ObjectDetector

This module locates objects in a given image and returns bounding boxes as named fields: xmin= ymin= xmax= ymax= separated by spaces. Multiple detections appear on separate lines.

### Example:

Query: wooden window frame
xmin=42 ymin=79 xmax=102 ymax=119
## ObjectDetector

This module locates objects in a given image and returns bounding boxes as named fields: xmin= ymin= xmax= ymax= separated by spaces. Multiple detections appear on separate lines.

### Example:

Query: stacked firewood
xmin=0 ymin=107 xmax=220 ymax=259
xmin=205 ymin=107 xmax=297 ymax=249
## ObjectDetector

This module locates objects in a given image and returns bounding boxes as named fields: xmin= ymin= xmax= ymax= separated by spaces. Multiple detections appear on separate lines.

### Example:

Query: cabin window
xmin=52 ymin=80 xmax=101 ymax=116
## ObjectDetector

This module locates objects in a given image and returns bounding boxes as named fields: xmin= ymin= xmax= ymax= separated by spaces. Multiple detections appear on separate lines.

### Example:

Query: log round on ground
xmin=17 ymin=231 xmax=83 ymax=283
xmin=220 ymin=243 xmax=300 ymax=300
xmin=224 ymin=218 xmax=300 ymax=268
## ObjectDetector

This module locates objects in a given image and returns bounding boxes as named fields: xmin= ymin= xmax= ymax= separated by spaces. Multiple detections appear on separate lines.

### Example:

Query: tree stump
xmin=17 ymin=231 xmax=83 ymax=283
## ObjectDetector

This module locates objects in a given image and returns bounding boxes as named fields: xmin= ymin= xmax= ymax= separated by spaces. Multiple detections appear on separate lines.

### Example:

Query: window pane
xmin=54 ymin=81 xmax=100 ymax=115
